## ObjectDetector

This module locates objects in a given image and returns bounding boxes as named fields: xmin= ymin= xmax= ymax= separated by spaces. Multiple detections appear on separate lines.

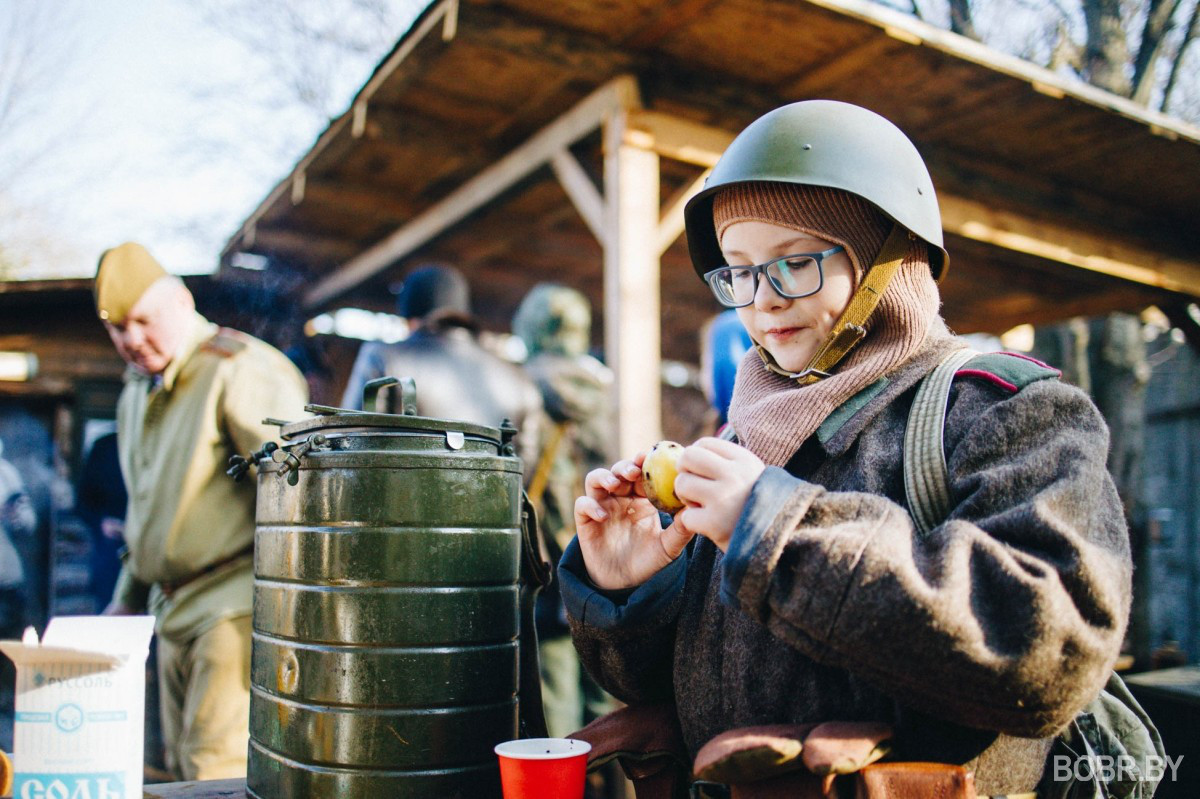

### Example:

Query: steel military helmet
xmin=513 ymin=282 xmax=592 ymax=358
xmin=684 ymin=100 xmax=948 ymax=281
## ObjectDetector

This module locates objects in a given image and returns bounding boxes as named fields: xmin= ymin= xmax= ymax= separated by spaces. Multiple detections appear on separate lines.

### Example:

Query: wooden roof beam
xmin=551 ymin=149 xmax=605 ymax=241
xmin=948 ymin=289 xmax=1170 ymax=334
xmin=657 ymin=170 xmax=709 ymax=257
xmin=303 ymin=74 xmax=642 ymax=309
xmin=351 ymin=0 xmax=460 ymax=137
xmin=550 ymin=154 xmax=710 ymax=259
xmin=626 ymin=110 xmax=734 ymax=168
xmin=550 ymin=110 xmax=722 ymax=256
xmin=940 ymin=195 xmax=1200 ymax=297
xmin=251 ymin=228 xmax=363 ymax=263
xmin=623 ymin=111 xmax=730 ymax=254
xmin=294 ymin=179 xmax=419 ymax=221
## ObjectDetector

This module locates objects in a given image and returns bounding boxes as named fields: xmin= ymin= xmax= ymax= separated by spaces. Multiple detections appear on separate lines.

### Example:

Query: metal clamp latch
xmin=499 ymin=418 xmax=518 ymax=457
xmin=275 ymin=434 xmax=329 ymax=486
xmin=226 ymin=441 xmax=279 ymax=481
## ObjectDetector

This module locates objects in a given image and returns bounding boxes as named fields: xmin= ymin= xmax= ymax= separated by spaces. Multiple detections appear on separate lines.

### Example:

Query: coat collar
xmin=817 ymin=336 xmax=963 ymax=457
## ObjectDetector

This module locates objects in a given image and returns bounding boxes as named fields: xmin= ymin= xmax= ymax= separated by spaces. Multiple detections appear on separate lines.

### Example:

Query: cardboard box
xmin=0 ymin=616 xmax=155 ymax=799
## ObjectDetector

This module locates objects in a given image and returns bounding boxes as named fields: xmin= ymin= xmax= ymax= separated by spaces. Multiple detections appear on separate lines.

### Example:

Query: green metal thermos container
xmin=244 ymin=379 xmax=536 ymax=799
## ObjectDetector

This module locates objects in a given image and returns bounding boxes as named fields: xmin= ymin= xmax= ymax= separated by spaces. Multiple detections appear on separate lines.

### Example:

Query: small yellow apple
xmin=642 ymin=440 xmax=685 ymax=513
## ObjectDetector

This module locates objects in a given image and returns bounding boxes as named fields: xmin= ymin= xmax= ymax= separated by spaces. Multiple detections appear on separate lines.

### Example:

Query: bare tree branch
xmin=1082 ymin=0 xmax=1134 ymax=94
xmin=949 ymin=0 xmax=981 ymax=39
xmin=0 ymin=0 xmax=88 ymax=278
xmin=1131 ymin=0 xmax=1185 ymax=103
xmin=1162 ymin=0 xmax=1200 ymax=110
xmin=195 ymin=0 xmax=422 ymax=118
xmin=1050 ymin=21 xmax=1086 ymax=72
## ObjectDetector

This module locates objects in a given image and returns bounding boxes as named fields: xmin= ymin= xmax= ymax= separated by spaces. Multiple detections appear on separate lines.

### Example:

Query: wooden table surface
xmin=1124 ymin=664 xmax=1200 ymax=706
xmin=143 ymin=778 xmax=246 ymax=798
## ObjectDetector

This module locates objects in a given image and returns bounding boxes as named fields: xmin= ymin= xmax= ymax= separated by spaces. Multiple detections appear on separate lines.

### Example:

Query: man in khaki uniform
xmin=95 ymin=242 xmax=308 ymax=780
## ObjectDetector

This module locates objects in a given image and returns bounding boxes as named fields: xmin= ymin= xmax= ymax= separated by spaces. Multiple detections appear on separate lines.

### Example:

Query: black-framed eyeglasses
xmin=702 ymin=246 xmax=844 ymax=308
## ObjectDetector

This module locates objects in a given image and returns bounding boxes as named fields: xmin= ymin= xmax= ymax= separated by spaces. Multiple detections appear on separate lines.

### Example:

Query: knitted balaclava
xmin=715 ymin=183 xmax=889 ymax=278
xmin=715 ymin=182 xmax=947 ymax=467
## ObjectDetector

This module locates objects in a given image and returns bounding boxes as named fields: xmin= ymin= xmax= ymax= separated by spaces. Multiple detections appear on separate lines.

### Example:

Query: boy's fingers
xmin=678 ymin=446 xmax=727 ymax=480
xmin=575 ymin=495 xmax=609 ymax=523
xmin=677 ymin=506 xmax=717 ymax=541
xmin=584 ymin=467 xmax=611 ymax=489
xmin=673 ymin=472 xmax=720 ymax=506
xmin=693 ymin=436 xmax=749 ymax=461
xmin=612 ymin=459 xmax=642 ymax=483
xmin=583 ymin=468 xmax=618 ymax=501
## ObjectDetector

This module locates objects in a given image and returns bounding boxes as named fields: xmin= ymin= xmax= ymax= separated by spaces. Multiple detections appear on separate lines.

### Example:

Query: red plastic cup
xmin=494 ymin=737 xmax=592 ymax=799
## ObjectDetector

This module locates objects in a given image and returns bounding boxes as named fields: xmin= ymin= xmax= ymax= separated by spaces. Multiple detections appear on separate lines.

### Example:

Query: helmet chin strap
xmin=756 ymin=223 xmax=914 ymax=385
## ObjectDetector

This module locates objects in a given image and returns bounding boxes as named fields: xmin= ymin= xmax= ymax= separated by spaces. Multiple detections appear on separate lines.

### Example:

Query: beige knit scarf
xmin=718 ymin=184 xmax=948 ymax=467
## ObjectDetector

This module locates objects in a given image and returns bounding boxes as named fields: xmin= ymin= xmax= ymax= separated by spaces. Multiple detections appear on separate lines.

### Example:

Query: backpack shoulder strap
xmin=903 ymin=348 xmax=978 ymax=537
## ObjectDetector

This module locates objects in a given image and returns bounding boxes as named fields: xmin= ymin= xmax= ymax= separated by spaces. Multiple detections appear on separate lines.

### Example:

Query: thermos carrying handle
xmin=363 ymin=375 xmax=418 ymax=415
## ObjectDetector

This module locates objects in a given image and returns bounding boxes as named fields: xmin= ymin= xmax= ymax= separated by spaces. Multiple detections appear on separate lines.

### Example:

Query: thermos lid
xmin=278 ymin=409 xmax=503 ymax=444
xmin=275 ymin=376 xmax=509 ymax=447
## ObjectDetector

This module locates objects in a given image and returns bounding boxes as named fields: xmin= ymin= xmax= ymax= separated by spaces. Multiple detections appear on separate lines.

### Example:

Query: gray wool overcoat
xmin=559 ymin=337 xmax=1131 ymax=796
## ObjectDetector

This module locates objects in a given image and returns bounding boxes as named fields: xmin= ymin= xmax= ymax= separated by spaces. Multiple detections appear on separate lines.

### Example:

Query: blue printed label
xmin=14 ymin=772 xmax=125 ymax=799
xmin=14 ymin=712 xmax=52 ymax=723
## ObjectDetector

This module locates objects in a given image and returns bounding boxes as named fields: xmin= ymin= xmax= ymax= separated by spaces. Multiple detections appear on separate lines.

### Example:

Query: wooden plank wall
xmin=1144 ymin=338 xmax=1200 ymax=662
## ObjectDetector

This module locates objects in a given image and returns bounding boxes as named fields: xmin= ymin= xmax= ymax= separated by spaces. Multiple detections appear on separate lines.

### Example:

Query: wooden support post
xmin=604 ymin=110 xmax=662 ymax=457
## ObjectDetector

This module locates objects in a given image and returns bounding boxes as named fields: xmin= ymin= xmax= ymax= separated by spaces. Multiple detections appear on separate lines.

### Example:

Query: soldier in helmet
xmin=95 ymin=242 xmax=308 ymax=780
xmin=512 ymin=283 xmax=615 ymax=740
xmin=341 ymin=264 xmax=545 ymax=477
xmin=561 ymin=102 xmax=1138 ymax=796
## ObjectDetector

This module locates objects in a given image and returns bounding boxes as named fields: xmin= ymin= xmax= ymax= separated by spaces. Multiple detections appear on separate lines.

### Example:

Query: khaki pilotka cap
xmin=94 ymin=242 xmax=169 ymax=323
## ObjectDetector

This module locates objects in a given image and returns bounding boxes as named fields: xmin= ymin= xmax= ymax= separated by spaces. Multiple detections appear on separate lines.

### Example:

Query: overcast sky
xmin=1 ymin=0 xmax=422 ymax=279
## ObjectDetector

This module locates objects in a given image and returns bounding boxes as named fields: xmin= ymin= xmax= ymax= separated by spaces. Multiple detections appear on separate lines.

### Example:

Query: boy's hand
xmin=673 ymin=438 xmax=765 ymax=552
xmin=574 ymin=452 xmax=695 ymax=590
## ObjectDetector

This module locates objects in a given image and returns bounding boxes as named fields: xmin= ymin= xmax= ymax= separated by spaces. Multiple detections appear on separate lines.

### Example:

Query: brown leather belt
xmin=158 ymin=543 xmax=254 ymax=598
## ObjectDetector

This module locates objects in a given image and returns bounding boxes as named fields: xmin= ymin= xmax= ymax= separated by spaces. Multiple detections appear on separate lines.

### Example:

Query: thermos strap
xmin=518 ymin=491 xmax=551 ymax=739
xmin=528 ymin=421 xmax=570 ymax=511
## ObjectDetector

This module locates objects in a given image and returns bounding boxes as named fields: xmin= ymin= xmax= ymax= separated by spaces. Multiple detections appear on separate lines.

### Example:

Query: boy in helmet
xmin=561 ymin=102 xmax=1139 ymax=796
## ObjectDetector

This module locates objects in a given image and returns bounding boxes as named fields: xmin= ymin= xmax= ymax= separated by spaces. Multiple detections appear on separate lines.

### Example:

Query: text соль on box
xmin=1 ymin=616 xmax=155 ymax=799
